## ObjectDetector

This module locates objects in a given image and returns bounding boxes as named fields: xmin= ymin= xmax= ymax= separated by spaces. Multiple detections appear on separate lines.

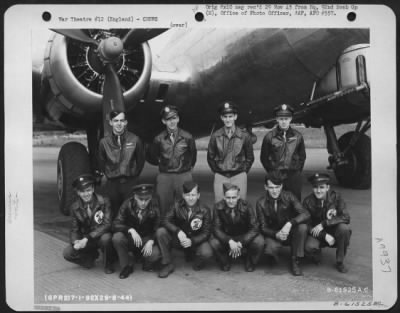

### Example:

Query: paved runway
xmin=33 ymin=147 xmax=372 ymax=308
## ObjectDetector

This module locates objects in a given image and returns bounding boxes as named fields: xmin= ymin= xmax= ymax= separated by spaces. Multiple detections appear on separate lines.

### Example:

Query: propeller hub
xmin=98 ymin=36 xmax=123 ymax=62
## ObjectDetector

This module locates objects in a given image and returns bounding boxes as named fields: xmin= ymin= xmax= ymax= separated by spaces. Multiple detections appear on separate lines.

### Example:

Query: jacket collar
xmin=163 ymin=127 xmax=181 ymax=140
xmin=215 ymin=126 xmax=243 ymax=139
xmin=275 ymin=126 xmax=294 ymax=137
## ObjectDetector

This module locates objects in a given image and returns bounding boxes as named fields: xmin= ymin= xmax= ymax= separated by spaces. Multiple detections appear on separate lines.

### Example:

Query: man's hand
xmin=325 ymin=234 xmax=336 ymax=246
xmin=129 ymin=229 xmax=142 ymax=247
xmin=228 ymin=239 xmax=242 ymax=259
xmin=281 ymin=222 xmax=292 ymax=236
xmin=276 ymin=231 xmax=288 ymax=242
xmin=177 ymin=231 xmax=187 ymax=242
xmin=180 ymin=238 xmax=192 ymax=248
xmin=73 ymin=237 xmax=88 ymax=250
xmin=310 ymin=223 xmax=324 ymax=237
xmin=141 ymin=240 xmax=154 ymax=257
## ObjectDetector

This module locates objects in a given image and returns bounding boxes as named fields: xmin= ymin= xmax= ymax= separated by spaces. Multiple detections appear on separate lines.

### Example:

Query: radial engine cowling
xmin=43 ymin=30 xmax=152 ymax=120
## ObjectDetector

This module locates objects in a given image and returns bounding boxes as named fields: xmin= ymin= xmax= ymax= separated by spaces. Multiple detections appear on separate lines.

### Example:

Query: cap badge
xmin=315 ymin=173 xmax=319 ymax=177
xmin=165 ymin=107 xmax=170 ymax=113
xmin=224 ymin=102 xmax=230 ymax=109
xmin=282 ymin=104 xmax=287 ymax=110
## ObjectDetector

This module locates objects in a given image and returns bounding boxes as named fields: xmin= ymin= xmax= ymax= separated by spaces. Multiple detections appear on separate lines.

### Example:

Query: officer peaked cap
xmin=72 ymin=174 xmax=95 ymax=190
xmin=274 ymin=104 xmax=294 ymax=117
xmin=218 ymin=101 xmax=238 ymax=115
xmin=161 ymin=105 xmax=179 ymax=120
xmin=109 ymin=110 xmax=126 ymax=120
xmin=308 ymin=173 xmax=331 ymax=186
xmin=132 ymin=184 xmax=154 ymax=197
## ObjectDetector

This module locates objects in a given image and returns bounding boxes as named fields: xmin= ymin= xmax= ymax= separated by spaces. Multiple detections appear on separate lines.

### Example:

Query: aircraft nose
xmin=99 ymin=36 xmax=123 ymax=61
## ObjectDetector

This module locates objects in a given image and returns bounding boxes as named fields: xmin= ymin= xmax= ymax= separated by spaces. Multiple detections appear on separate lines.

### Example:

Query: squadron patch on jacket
xmin=326 ymin=208 xmax=337 ymax=220
xmin=190 ymin=217 xmax=202 ymax=231
xmin=94 ymin=210 xmax=104 ymax=224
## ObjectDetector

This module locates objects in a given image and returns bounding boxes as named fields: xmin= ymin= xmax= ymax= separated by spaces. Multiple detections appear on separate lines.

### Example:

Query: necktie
xmin=230 ymin=208 xmax=235 ymax=221
xmin=274 ymin=200 xmax=278 ymax=213
xmin=170 ymin=132 xmax=175 ymax=144
xmin=188 ymin=208 xmax=192 ymax=219
xmin=86 ymin=204 xmax=92 ymax=218
xmin=137 ymin=210 xmax=143 ymax=222
xmin=117 ymin=135 xmax=121 ymax=148
xmin=283 ymin=131 xmax=286 ymax=141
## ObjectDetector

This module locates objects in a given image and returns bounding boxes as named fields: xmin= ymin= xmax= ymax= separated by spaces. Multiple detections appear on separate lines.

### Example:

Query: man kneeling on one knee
xmin=63 ymin=174 xmax=115 ymax=274
xmin=112 ymin=184 xmax=161 ymax=279
xmin=303 ymin=173 xmax=352 ymax=273
xmin=210 ymin=183 xmax=264 ymax=272
xmin=255 ymin=171 xmax=310 ymax=276
xmin=156 ymin=181 xmax=213 ymax=278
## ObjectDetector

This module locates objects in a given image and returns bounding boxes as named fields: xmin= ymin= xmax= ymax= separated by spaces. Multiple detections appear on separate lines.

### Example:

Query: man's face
xmin=276 ymin=116 xmax=292 ymax=130
xmin=265 ymin=180 xmax=283 ymax=199
xmin=224 ymin=189 xmax=240 ymax=208
xmin=109 ymin=112 xmax=127 ymax=135
xmin=77 ymin=185 xmax=94 ymax=203
xmin=313 ymin=184 xmax=330 ymax=200
xmin=182 ymin=186 xmax=200 ymax=207
xmin=221 ymin=113 xmax=237 ymax=128
xmin=134 ymin=194 xmax=152 ymax=210
xmin=162 ymin=115 xmax=179 ymax=131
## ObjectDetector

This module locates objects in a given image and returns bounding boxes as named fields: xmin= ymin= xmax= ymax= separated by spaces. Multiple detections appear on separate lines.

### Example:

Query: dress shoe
xmin=119 ymin=265 xmax=134 ymax=279
xmin=192 ymin=258 xmax=206 ymax=271
xmin=245 ymin=258 xmax=255 ymax=272
xmin=82 ymin=258 xmax=95 ymax=269
xmin=158 ymin=263 xmax=174 ymax=278
xmin=291 ymin=257 xmax=303 ymax=276
xmin=311 ymin=249 xmax=322 ymax=265
xmin=142 ymin=262 xmax=154 ymax=272
xmin=104 ymin=263 xmax=114 ymax=274
xmin=184 ymin=250 xmax=194 ymax=262
xmin=220 ymin=263 xmax=231 ymax=272
xmin=265 ymin=255 xmax=278 ymax=267
xmin=336 ymin=262 xmax=348 ymax=273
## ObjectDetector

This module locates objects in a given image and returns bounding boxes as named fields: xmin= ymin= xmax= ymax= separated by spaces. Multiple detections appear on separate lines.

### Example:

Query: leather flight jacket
xmin=207 ymin=127 xmax=254 ymax=177
xmin=98 ymin=131 xmax=145 ymax=179
xmin=151 ymin=128 xmax=197 ymax=174
xmin=213 ymin=199 xmax=259 ymax=246
xmin=163 ymin=199 xmax=211 ymax=246
xmin=113 ymin=198 xmax=161 ymax=240
xmin=260 ymin=126 xmax=306 ymax=172
xmin=256 ymin=190 xmax=310 ymax=239
xmin=69 ymin=194 xmax=112 ymax=243
xmin=303 ymin=190 xmax=350 ymax=240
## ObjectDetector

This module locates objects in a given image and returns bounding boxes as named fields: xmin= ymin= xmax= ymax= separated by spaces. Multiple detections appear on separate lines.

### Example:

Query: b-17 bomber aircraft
xmin=32 ymin=28 xmax=370 ymax=215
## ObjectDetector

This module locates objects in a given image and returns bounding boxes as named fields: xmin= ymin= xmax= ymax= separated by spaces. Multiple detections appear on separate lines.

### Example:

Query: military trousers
xmin=112 ymin=232 xmax=161 ymax=268
xmin=209 ymin=234 xmax=264 ymax=266
xmin=63 ymin=233 xmax=114 ymax=268
xmin=305 ymin=223 xmax=352 ymax=263
xmin=156 ymin=171 xmax=193 ymax=217
xmin=105 ymin=176 xmax=138 ymax=217
xmin=156 ymin=227 xmax=213 ymax=265
xmin=263 ymin=224 xmax=308 ymax=259
xmin=213 ymin=172 xmax=247 ymax=203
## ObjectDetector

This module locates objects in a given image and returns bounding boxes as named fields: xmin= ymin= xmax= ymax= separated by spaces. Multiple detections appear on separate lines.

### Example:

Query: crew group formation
xmin=63 ymin=102 xmax=352 ymax=279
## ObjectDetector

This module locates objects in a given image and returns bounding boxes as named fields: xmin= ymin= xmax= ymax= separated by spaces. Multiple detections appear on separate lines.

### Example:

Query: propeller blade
xmin=122 ymin=28 xmax=168 ymax=46
xmin=51 ymin=29 xmax=99 ymax=46
xmin=102 ymin=64 xmax=125 ymax=135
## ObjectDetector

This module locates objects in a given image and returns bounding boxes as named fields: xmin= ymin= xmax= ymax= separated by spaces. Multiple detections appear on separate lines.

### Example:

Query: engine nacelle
xmin=42 ymin=31 xmax=152 ymax=120
xmin=316 ymin=44 xmax=370 ymax=96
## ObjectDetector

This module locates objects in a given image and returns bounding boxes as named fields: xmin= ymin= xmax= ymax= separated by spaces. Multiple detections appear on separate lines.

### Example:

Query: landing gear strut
xmin=324 ymin=119 xmax=371 ymax=189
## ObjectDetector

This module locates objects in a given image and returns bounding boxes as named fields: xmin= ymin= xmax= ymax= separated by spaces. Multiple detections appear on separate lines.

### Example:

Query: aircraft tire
xmin=335 ymin=132 xmax=371 ymax=189
xmin=57 ymin=142 xmax=91 ymax=215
